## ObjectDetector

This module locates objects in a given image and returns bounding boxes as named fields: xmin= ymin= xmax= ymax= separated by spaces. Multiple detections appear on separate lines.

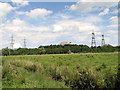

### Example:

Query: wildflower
xmin=86 ymin=72 xmax=88 ymax=75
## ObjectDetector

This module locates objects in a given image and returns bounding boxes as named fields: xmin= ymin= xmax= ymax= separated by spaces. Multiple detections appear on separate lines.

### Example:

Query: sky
xmin=0 ymin=0 xmax=119 ymax=49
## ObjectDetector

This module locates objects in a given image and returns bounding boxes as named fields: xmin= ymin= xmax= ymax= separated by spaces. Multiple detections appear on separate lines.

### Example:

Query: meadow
xmin=2 ymin=53 xmax=118 ymax=88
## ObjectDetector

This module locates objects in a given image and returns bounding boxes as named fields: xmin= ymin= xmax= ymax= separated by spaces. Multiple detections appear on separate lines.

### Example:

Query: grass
xmin=2 ymin=53 xmax=118 ymax=88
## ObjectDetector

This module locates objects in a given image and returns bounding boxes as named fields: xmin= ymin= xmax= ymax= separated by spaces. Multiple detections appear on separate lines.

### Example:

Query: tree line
xmin=1 ymin=44 xmax=119 ymax=56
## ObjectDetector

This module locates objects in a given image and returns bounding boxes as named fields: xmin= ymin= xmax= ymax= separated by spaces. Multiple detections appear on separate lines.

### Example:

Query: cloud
xmin=0 ymin=2 xmax=15 ymax=18
xmin=110 ymin=16 xmax=118 ymax=24
xmin=52 ymin=20 xmax=99 ymax=33
xmin=51 ymin=19 xmax=118 ymax=46
xmin=68 ymin=2 xmax=117 ymax=13
xmin=72 ymin=33 xmax=90 ymax=42
xmin=106 ymin=30 xmax=118 ymax=41
xmin=107 ymin=16 xmax=118 ymax=29
xmin=27 ymin=33 xmax=59 ymax=45
xmin=110 ymin=16 xmax=117 ymax=20
xmin=26 ymin=8 xmax=52 ymax=18
xmin=105 ymin=30 xmax=118 ymax=45
xmin=1 ymin=2 xmax=118 ymax=48
xmin=98 ymin=8 xmax=109 ymax=16
xmin=16 ymin=8 xmax=53 ymax=18
xmin=108 ymin=24 xmax=118 ymax=28
xmin=53 ymin=13 xmax=71 ymax=20
xmin=16 ymin=11 xmax=25 ymax=15
xmin=110 ymin=8 xmax=118 ymax=14
xmin=106 ymin=30 xmax=118 ymax=35
xmin=52 ymin=20 xmax=101 ymax=45
xmin=1 ymin=18 xmax=50 ymax=32
xmin=76 ymin=15 xmax=102 ymax=23
xmin=1 ymin=18 xmax=27 ymax=32
xmin=11 ymin=0 xmax=29 ymax=6
xmin=79 ymin=0 xmax=119 ymax=2
xmin=69 ymin=2 xmax=99 ymax=13
xmin=1 ymin=18 xmax=60 ymax=48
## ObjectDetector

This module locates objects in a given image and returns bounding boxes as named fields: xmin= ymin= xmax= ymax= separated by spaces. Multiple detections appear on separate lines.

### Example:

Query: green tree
xmin=68 ymin=50 xmax=72 ymax=54
xmin=2 ymin=47 xmax=10 ymax=56
xmin=38 ymin=47 xmax=46 ymax=54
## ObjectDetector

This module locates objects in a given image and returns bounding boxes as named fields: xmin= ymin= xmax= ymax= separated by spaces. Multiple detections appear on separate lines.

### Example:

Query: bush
xmin=61 ymin=67 xmax=98 ymax=88
xmin=46 ymin=65 xmax=62 ymax=81
xmin=24 ymin=64 xmax=37 ymax=72
xmin=96 ymin=63 xmax=107 ymax=71
xmin=2 ymin=64 xmax=15 ymax=86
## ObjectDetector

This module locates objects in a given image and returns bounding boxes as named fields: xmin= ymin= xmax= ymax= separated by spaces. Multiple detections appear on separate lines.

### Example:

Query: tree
xmin=68 ymin=50 xmax=72 ymax=54
xmin=0 ymin=50 xmax=2 ymax=56
xmin=2 ymin=47 xmax=10 ymax=56
xmin=38 ymin=47 xmax=46 ymax=54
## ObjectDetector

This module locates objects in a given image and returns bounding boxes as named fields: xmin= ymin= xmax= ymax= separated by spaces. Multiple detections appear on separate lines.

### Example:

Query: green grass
xmin=2 ymin=53 xmax=118 ymax=88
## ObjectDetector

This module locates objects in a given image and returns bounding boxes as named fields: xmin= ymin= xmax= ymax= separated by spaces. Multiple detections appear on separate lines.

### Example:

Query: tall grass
xmin=2 ymin=53 xmax=118 ymax=88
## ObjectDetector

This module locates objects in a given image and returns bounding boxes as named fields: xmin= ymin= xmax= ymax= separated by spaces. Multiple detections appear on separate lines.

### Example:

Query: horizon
xmin=1 ymin=42 xmax=119 ymax=50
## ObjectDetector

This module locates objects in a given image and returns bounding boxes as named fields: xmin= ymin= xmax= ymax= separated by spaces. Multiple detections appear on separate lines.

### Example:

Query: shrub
xmin=24 ymin=64 xmax=37 ymax=72
xmin=103 ymin=68 xmax=117 ymax=88
xmin=96 ymin=63 xmax=107 ymax=71
xmin=47 ymin=65 xmax=62 ymax=81
xmin=2 ymin=64 xmax=15 ymax=86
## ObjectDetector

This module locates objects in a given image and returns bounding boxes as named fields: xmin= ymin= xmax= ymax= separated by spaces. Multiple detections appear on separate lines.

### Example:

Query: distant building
xmin=59 ymin=42 xmax=75 ymax=46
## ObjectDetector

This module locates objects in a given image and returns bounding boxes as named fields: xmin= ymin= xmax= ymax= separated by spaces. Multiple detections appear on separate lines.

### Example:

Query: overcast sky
xmin=0 ymin=0 xmax=118 ymax=49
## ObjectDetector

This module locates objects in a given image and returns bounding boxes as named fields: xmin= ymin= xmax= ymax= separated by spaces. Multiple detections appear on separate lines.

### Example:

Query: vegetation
xmin=2 ymin=44 xmax=119 ymax=56
xmin=2 ymin=53 xmax=119 ymax=88
xmin=0 ymin=52 xmax=1 ymax=89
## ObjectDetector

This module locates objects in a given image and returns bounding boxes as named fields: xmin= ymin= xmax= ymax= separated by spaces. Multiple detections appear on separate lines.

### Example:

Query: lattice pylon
xmin=101 ymin=34 xmax=105 ymax=46
xmin=91 ymin=31 xmax=96 ymax=47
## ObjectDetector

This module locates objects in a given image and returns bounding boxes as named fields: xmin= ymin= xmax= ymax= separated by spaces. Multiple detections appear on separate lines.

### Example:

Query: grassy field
xmin=2 ymin=53 xmax=118 ymax=88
